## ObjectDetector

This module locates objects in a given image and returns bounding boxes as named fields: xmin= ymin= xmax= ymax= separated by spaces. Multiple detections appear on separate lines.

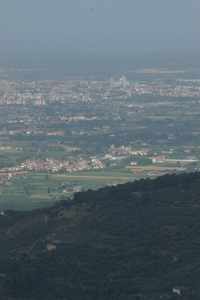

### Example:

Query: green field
xmin=0 ymin=169 xmax=135 ymax=210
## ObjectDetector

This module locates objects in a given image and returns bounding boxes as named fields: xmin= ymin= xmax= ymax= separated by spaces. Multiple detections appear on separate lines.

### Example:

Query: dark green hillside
xmin=1 ymin=173 xmax=200 ymax=299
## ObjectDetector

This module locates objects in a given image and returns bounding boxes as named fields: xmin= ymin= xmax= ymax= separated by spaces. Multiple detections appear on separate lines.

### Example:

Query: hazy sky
xmin=0 ymin=0 xmax=199 ymax=57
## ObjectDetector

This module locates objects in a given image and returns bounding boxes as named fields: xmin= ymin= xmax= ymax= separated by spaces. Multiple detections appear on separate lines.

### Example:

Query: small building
xmin=46 ymin=243 xmax=57 ymax=252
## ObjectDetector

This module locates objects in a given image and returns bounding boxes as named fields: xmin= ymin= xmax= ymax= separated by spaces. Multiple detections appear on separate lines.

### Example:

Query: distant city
xmin=0 ymin=66 xmax=200 ymax=209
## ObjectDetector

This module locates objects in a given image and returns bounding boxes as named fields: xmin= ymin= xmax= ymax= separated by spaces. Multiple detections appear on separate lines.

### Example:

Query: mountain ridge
xmin=1 ymin=172 xmax=200 ymax=299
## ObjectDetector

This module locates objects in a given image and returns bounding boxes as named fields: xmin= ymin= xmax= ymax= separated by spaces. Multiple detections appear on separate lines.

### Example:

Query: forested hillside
xmin=1 ymin=172 xmax=200 ymax=299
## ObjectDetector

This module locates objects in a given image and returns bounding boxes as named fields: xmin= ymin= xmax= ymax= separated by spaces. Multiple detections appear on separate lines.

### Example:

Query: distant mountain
xmin=1 ymin=172 xmax=200 ymax=299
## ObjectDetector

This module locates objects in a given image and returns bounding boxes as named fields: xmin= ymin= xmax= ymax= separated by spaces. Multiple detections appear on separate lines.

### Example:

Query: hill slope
xmin=1 ymin=173 xmax=200 ymax=299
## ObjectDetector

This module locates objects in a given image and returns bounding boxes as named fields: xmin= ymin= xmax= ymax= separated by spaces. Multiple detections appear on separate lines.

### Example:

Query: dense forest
xmin=1 ymin=172 xmax=200 ymax=299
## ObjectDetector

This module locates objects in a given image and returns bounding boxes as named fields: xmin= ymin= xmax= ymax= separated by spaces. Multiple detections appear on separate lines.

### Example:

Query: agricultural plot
xmin=0 ymin=169 xmax=134 ymax=210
